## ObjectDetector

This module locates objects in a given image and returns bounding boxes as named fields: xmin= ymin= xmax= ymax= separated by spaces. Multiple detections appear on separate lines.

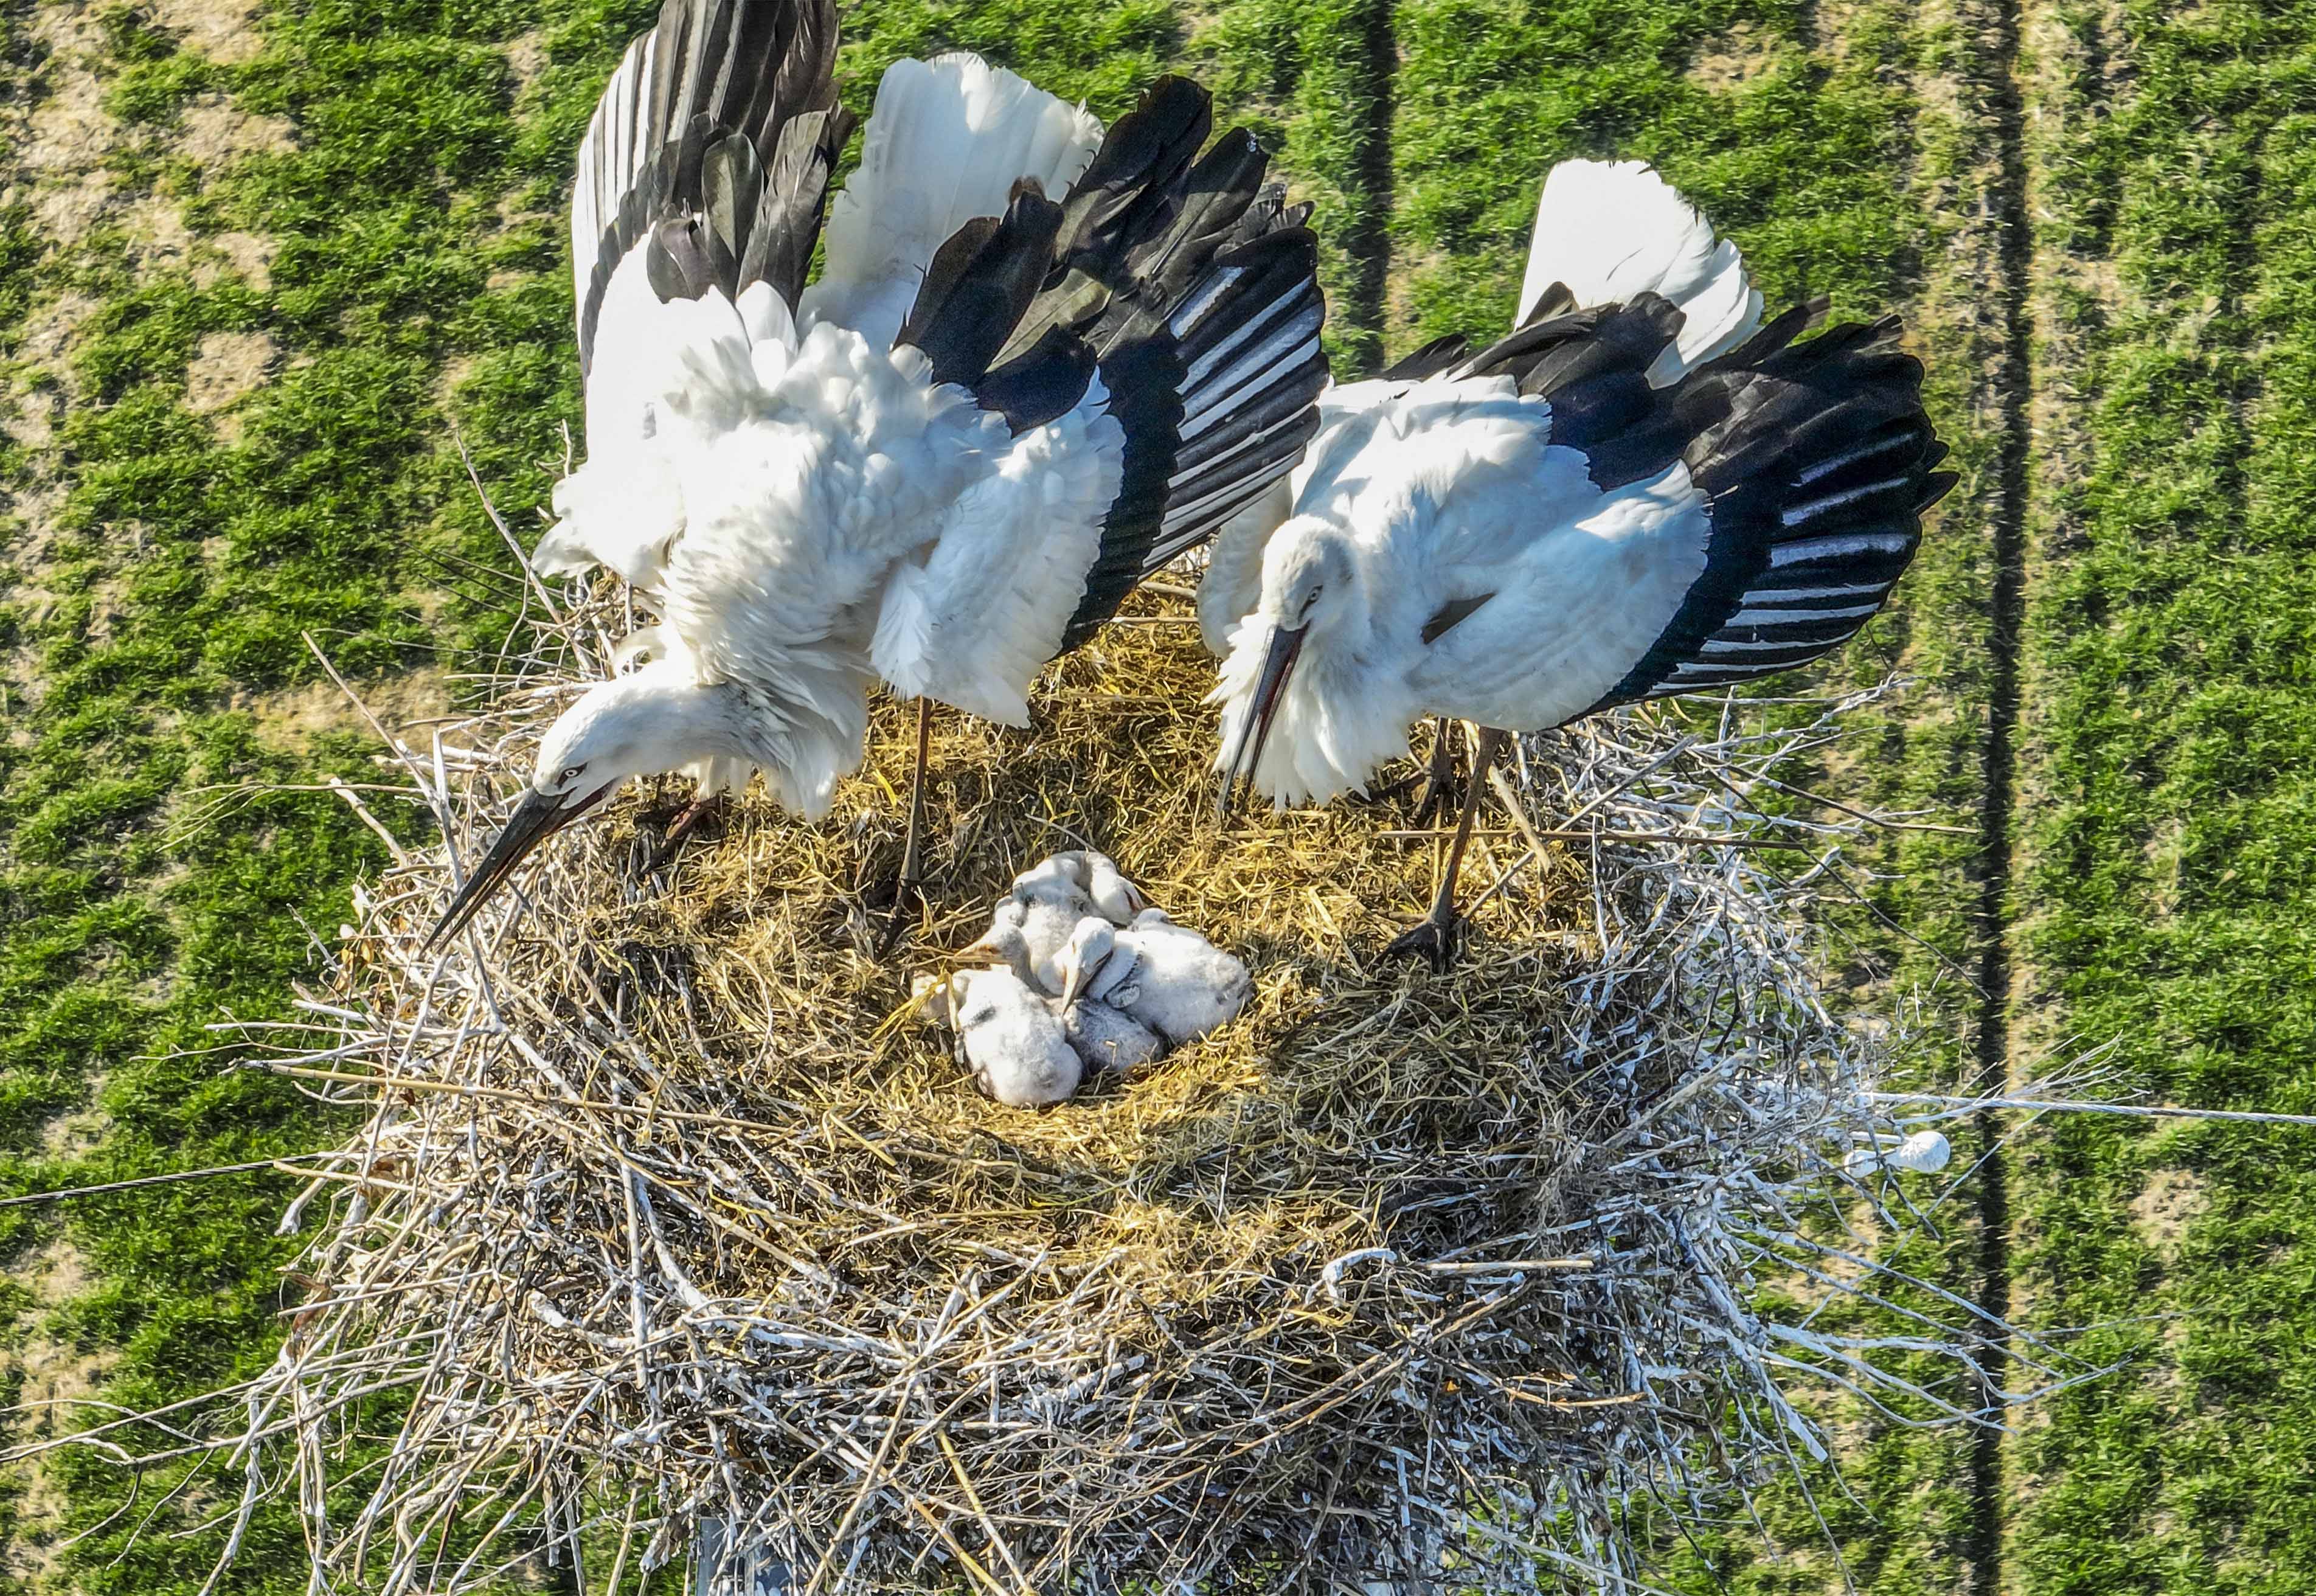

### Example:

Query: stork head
xmin=962 ymin=918 xmax=1041 ymax=990
xmin=425 ymin=664 xmax=720 ymax=947
xmin=1055 ymin=917 xmax=1121 ymax=1008
xmin=1256 ymin=516 xmax=1360 ymax=639
xmin=1215 ymin=518 xmax=1357 ymax=820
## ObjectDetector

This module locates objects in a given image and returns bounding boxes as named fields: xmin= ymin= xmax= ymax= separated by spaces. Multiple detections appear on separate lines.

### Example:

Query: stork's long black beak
xmin=425 ymin=782 xmax=611 ymax=949
xmin=1216 ymin=623 xmax=1306 ymax=824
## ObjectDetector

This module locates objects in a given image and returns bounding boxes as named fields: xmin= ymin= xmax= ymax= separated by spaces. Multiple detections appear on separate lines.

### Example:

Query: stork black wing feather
xmin=1584 ymin=315 xmax=1952 ymax=710
xmin=575 ymin=0 xmax=848 ymax=374
xmin=886 ymin=75 xmax=1329 ymax=653
xmin=1455 ymin=295 xmax=1696 ymax=490
xmin=897 ymin=189 xmax=1070 ymax=392
xmin=1381 ymin=334 xmax=1471 ymax=381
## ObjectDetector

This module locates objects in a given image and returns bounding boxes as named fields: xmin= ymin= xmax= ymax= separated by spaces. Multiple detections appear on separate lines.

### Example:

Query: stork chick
xmin=964 ymin=920 xmax=1165 ymax=1076
xmin=945 ymin=966 xmax=1081 ymax=1108
xmin=1014 ymin=850 xmax=1149 ymax=926
xmin=1056 ymin=913 xmax=1252 ymax=1049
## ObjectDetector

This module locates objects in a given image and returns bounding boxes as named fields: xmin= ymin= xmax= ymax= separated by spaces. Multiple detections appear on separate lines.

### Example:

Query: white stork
xmin=1206 ymin=160 xmax=1955 ymax=967
xmin=428 ymin=0 xmax=1326 ymax=945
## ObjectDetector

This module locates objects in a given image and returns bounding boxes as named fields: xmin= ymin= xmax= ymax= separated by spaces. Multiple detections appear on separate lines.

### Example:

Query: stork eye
xmin=1300 ymin=586 xmax=1322 ymax=616
xmin=560 ymin=764 xmax=586 ymax=786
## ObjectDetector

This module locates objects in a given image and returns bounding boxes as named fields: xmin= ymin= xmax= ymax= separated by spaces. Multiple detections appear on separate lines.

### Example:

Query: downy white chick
xmin=1056 ymin=911 xmax=1252 ymax=1048
xmin=988 ymin=864 xmax=1100 ymax=992
xmin=945 ymin=965 xmax=1081 ymax=1108
xmin=966 ymin=921 xmax=1165 ymax=1076
xmin=1014 ymin=849 xmax=1149 ymax=926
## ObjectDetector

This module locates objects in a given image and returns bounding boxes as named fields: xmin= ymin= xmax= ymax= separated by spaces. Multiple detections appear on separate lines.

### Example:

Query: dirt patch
xmin=185 ymin=329 xmax=277 ymax=432
xmin=1808 ymin=0 xmax=1876 ymax=58
xmin=123 ymin=194 xmax=195 ymax=271
xmin=15 ymin=291 xmax=94 ymax=380
xmin=23 ymin=10 xmax=119 ymax=176
xmin=503 ymin=29 xmax=547 ymax=95
xmin=2129 ymin=1167 xmax=2208 ymax=1264
xmin=149 ymin=0 xmax=265 ymax=65
xmin=193 ymin=228 xmax=276 ymax=290
xmin=176 ymin=92 xmax=296 ymax=166
xmin=1687 ymin=22 xmax=1780 ymax=92
xmin=0 ymin=1239 xmax=118 ymax=1590
xmin=435 ymin=352 xmax=479 ymax=410
xmin=36 ymin=1102 xmax=110 ymax=1162
xmin=237 ymin=665 xmax=454 ymax=751
xmin=19 ymin=9 xmax=123 ymax=237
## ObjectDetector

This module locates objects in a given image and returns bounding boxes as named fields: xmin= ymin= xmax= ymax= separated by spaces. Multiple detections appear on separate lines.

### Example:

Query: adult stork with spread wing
xmin=1205 ymin=160 xmax=1954 ymax=968
xmin=428 ymin=0 xmax=1326 ymax=946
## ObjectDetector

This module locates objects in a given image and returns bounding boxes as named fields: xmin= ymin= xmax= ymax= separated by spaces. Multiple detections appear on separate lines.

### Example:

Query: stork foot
xmin=1385 ymin=907 xmax=1463 ymax=973
xmin=645 ymin=796 xmax=724 ymax=875
xmin=873 ymin=883 xmax=924 ymax=959
xmin=1408 ymin=771 xmax=1462 ymax=829
xmin=867 ymin=851 xmax=927 ymax=957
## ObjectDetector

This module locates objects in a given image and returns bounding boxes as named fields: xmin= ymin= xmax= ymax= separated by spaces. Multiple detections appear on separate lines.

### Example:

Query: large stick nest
xmin=219 ymin=577 xmax=2011 ymax=1594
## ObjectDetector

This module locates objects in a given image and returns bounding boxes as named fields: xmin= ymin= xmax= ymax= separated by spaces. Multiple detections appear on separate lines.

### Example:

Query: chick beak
xmin=1216 ymin=623 xmax=1307 ymax=824
xmin=1058 ymin=950 xmax=1085 ymax=1009
xmin=425 ymin=781 xmax=613 ymax=949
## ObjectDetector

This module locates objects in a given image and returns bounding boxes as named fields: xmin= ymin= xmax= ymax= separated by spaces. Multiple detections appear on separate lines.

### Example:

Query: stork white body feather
xmin=1198 ymin=162 xmax=1760 ymax=645
xmin=438 ymin=14 xmax=1330 ymax=950
xmin=872 ymin=377 xmax=1127 ymax=726
xmin=1210 ymin=377 xmax=1711 ymax=805
xmin=802 ymin=54 xmax=1103 ymax=348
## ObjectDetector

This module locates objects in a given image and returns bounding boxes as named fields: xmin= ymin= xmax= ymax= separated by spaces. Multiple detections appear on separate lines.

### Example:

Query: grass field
xmin=0 ymin=0 xmax=2309 ymax=1591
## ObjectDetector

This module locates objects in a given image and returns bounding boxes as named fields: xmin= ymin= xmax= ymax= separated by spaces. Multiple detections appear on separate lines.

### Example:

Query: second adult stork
xmin=1207 ymin=160 xmax=1955 ymax=968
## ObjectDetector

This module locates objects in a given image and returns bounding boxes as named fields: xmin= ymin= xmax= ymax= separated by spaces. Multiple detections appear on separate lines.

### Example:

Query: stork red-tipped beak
xmin=425 ymin=780 xmax=613 ymax=949
xmin=1216 ymin=623 xmax=1306 ymax=824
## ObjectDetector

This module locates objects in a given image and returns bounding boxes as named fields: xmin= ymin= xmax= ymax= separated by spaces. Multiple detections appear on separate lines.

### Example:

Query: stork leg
xmin=1410 ymin=717 xmax=1461 ymax=825
xmin=878 ymin=698 xmax=934 ymax=948
xmin=1386 ymin=726 xmax=1509 ymax=973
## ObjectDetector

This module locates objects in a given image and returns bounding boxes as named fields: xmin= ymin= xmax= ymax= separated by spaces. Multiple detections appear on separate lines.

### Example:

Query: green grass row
xmin=2005 ymin=2 xmax=2316 ymax=1589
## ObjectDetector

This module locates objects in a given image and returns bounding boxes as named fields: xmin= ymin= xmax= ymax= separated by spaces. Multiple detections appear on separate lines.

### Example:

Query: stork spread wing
xmin=572 ymin=0 xmax=851 ymax=380
xmin=870 ymin=377 xmax=1128 ymax=726
xmin=1193 ymin=158 xmax=1761 ymax=654
xmin=1402 ymin=297 xmax=1951 ymax=716
xmin=802 ymin=54 xmax=1104 ymax=350
xmin=888 ymin=75 xmax=1330 ymax=654
xmin=1267 ymin=287 xmax=1941 ymax=740
xmin=1582 ymin=311 xmax=1955 ymax=707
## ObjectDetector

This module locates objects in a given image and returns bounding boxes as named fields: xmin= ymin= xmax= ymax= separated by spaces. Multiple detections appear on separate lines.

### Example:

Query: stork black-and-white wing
xmin=1402 ymin=298 xmax=1951 ymax=721
xmin=800 ymin=53 xmax=1104 ymax=350
xmin=1516 ymin=159 xmax=1762 ymax=380
xmin=878 ymin=74 xmax=1328 ymax=666
xmin=1195 ymin=159 xmax=1756 ymax=655
xmin=572 ymin=0 xmax=849 ymax=378
xmin=1584 ymin=311 xmax=1954 ymax=707
xmin=543 ymin=0 xmax=852 ymax=588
